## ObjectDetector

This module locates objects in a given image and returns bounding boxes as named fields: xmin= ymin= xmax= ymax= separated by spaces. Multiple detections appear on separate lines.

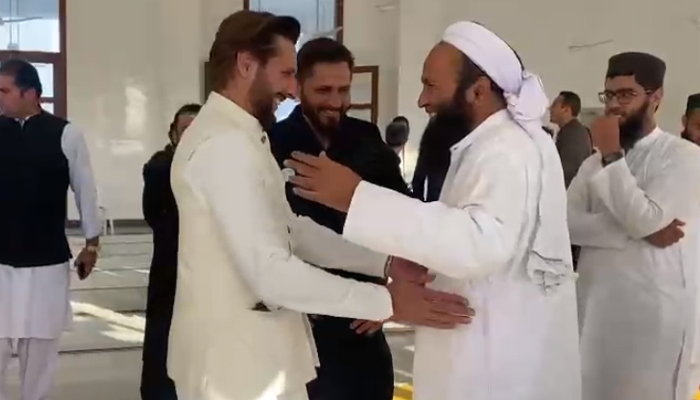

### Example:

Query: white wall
xmin=66 ymin=0 xmax=243 ymax=220
xmin=65 ymin=0 xmax=700 ymax=219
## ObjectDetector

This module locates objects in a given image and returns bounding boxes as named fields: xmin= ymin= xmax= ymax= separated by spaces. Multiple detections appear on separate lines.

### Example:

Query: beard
xmin=300 ymin=99 xmax=347 ymax=140
xmin=417 ymin=92 xmax=474 ymax=174
xmin=618 ymin=99 xmax=650 ymax=150
xmin=249 ymin=70 xmax=278 ymax=132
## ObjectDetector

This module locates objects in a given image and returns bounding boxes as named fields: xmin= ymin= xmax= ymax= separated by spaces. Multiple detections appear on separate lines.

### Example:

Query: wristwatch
xmin=85 ymin=244 xmax=100 ymax=254
xmin=601 ymin=150 xmax=624 ymax=167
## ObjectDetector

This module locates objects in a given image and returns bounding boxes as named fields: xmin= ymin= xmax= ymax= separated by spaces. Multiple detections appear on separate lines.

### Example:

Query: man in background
xmin=269 ymin=37 xmax=409 ymax=400
xmin=410 ymin=116 xmax=453 ymax=202
xmin=140 ymin=103 xmax=201 ymax=400
xmin=569 ymin=52 xmax=700 ymax=400
xmin=550 ymin=90 xmax=592 ymax=187
xmin=385 ymin=116 xmax=410 ymax=178
xmin=0 ymin=59 xmax=101 ymax=400
xmin=682 ymin=93 xmax=700 ymax=145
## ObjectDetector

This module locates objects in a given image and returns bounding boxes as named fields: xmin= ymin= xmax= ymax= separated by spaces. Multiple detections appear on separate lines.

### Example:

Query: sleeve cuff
xmin=344 ymin=181 xmax=393 ymax=247
xmin=352 ymin=282 xmax=393 ymax=321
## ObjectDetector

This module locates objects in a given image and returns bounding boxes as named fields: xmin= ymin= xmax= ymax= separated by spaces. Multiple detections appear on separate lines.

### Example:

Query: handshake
xmin=351 ymin=257 xmax=475 ymax=335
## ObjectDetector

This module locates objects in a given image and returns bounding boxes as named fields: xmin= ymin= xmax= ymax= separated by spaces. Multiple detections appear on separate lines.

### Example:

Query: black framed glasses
xmin=598 ymin=89 xmax=653 ymax=105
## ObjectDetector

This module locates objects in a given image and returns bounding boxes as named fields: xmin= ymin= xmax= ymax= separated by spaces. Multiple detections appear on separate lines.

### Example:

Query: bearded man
xmin=285 ymin=21 xmax=581 ymax=400
xmin=166 ymin=11 xmax=471 ymax=400
xmin=568 ymin=52 xmax=700 ymax=400
xmin=268 ymin=37 xmax=409 ymax=400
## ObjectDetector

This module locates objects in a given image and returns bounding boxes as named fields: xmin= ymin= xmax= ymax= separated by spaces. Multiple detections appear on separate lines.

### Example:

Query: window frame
xmin=0 ymin=0 xmax=67 ymax=118
xmin=243 ymin=0 xmax=344 ymax=43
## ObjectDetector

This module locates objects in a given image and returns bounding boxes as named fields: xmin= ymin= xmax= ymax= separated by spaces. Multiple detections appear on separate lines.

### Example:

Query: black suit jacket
xmin=269 ymin=106 xmax=410 ymax=284
xmin=142 ymin=145 xmax=179 ymax=318
xmin=556 ymin=119 xmax=592 ymax=188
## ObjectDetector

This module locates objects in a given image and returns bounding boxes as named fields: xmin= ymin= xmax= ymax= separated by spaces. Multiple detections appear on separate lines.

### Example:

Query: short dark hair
xmin=297 ymin=37 xmax=355 ymax=82
xmin=392 ymin=115 xmax=409 ymax=126
xmin=208 ymin=10 xmax=301 ymax=91
xmin=385 ymin=120 xmax=409 ymax=147
xmin=169 ymin=103 xmax=202 ymax=136
xmin=558 ymin=91 xmax=581 ymax=116
xmin=0 ymin=59 xmax=42 ymax=97
xmin=606 ymin=52 xmax=666 ymax=91
xmin=686 ymin=93 xmax=700 ymax=117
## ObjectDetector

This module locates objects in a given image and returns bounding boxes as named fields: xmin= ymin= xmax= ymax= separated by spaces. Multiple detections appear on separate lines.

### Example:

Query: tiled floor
xmin=2 ymin=232 xmax=417 ymax=400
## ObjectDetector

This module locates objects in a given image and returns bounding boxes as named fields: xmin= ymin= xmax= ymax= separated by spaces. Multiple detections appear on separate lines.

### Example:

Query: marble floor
xmin=2 ymin=232 xmax=416 ymax=400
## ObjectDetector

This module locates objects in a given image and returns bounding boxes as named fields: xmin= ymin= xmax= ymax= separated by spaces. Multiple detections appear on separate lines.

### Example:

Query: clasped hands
xmin=351 ymin=257 xmax=475 ymax=335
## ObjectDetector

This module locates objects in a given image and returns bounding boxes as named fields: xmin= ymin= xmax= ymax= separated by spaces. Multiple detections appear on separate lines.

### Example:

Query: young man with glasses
xmin=568 ymin=52 xmax=700 ymax=400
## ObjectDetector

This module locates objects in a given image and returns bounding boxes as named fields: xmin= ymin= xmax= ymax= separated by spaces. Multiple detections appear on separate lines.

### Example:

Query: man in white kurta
xmin=168 ymin=11 xmax=470 ymax=400
xmin=0 ymin=60 xmax=101 ymax=400
xmin=570 ymin=52 xmax=700 ymax=400
xmin=287 ymin=21 xmax=582 ymax=400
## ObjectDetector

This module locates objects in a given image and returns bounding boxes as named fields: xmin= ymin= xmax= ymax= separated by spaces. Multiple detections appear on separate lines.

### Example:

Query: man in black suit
xmin=140 ymin=103 xmax=200 ymax=400
xmin=269 ymin=38 xmax=408 ymax=400
xmin=550 ymin=90 xmax=593 ymax=188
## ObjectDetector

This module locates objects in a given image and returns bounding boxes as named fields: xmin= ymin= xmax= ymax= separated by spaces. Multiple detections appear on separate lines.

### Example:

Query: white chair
xmin=97 ymin=187 xmax=115 ymax=235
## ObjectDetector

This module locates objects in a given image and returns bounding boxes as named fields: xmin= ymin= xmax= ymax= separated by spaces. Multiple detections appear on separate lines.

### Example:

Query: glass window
xmin=32 ymin=62 xmax=54 ymax=98
xmin=41 ymin=102 xmax=54 ymax=114
xmin=248 ymin=0 xmax=338 ymax=47
xmin=0 ymin=0 xmax=60 ymax=52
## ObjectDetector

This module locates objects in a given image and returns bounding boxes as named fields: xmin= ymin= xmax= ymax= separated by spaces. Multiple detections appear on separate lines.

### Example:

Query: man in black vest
xmin=269 ymin=38 xmax=409 ymax=400
xmin=140 ymin=103 xmax=200 ymax=400
xmin=0 ymin=60 xmax=101 ymax=400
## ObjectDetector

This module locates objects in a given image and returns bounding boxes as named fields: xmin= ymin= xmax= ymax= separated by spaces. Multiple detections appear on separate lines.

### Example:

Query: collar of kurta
xmin=206 ymin=91 xmax=264 ymax=137
xmin=450 ymin=109 xmax=510 ymax=155
xmin=630 ymin=126 xmax=662 ymax=153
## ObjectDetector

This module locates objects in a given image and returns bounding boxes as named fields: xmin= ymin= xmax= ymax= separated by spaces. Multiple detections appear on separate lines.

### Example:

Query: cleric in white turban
xmin=286 ymin=21 xmax=582 ymax=400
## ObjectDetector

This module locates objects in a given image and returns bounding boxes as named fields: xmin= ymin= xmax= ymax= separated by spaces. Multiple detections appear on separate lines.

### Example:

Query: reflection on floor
xmin=2 ymin=232 xmax=417 ymax=400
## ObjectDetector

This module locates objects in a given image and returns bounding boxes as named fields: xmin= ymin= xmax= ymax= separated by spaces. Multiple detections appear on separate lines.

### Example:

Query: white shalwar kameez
xmin=340 ymin=22 xmax=582 ymax=400
xmin=0 ymin=121 xmax=101 ymax=400
xmin=569 ymin=128 xmax=700 ymax=400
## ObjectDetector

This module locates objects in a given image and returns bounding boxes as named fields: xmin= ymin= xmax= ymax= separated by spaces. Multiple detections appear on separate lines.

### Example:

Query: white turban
xmin=442 ymin=21 xmax=576 ymax=289
xmin=442 ymin=21 xmax=549 ymax=134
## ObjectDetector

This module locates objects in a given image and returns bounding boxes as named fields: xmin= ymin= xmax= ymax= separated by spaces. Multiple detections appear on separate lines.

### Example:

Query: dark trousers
xmin=306 ymin=316 xmax=394 ymax=400
xmin=140 ymin=314 xmax=177 ymax=400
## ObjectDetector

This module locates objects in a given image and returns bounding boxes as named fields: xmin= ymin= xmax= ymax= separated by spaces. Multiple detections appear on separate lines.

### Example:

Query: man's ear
xmin=682 ymin=114 xmax=688 ymax=129
xmin=236 ymin=51 xmax=259 ymax=80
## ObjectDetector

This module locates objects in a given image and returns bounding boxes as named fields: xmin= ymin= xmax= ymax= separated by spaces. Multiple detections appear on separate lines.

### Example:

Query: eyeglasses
xmin=598 ymin=89 xmax=652 ymax=105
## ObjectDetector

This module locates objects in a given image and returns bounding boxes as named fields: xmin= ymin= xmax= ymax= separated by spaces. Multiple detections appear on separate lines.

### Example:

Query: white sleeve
xmin=343 ymin=148 xmax=527 ymax=280
xmin=290 ymin=215 xmax=388 ymax=278
xmin=589 ymin=147 xmax=700 ymax=239
xmin=62 ymin=123 xmax=102 ymax=239
xmin=567 ymin=158 xmax=629 ymax=249
xmin=185 ymin=134 xmax=392 ymax=321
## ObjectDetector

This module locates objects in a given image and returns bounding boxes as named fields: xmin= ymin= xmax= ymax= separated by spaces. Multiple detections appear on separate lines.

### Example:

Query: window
xmin=0 ymin=0 xmax=66 ymax=117
xmin=244 ymin=0 xmax=343 ymax=121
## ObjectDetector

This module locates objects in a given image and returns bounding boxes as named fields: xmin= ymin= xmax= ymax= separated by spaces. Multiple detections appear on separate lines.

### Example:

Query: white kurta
xmin=569 ymin=128 xmax=700 ymax=400
xmin=343 ymin=111 xmax=581 ymax=400
xmin=168 ymin=93 xmax=393 ymax=400
xmin=0 ymin=122 xmax=101 ymax=339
